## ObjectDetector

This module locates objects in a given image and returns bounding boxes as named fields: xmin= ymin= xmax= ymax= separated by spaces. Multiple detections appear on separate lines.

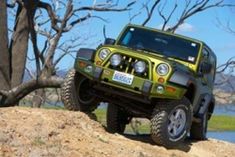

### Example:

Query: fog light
xmin=110 ymin=54 xmax=122 ymax=67
xmin=84 ymin=65 xmax=93 ymax=73
xmin=134 ymin=61 xmax=146 ymax=74
xmin=156 ymin=85 xmax=164 ymax=94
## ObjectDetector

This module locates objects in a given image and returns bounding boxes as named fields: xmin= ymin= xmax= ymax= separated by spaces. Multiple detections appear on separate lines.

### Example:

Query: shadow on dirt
xmin=123 ymin=134 xmax=202 ymax=152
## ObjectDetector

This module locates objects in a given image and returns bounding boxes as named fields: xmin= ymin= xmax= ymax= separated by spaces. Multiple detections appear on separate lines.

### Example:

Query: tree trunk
xmin=32 ymin=32 xmax=61 ymax=108
xmin=9 ymin=4 xmax=30 ymax=88
xmin=32 ymin=67 xmax=55 ymax=108
xmin=32 ymin=89 xmax=45 ymax=108
xmin=0 ymin=1 xmax=11 ymax=106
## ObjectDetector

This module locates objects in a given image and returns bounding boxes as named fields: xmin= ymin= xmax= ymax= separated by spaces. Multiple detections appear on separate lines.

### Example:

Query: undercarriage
xmin=91 ymin=83 xmax=155 ymax=118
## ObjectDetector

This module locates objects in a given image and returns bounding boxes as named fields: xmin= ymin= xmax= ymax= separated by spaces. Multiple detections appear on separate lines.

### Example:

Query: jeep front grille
xmin=105 ymin=54 xmax=149 ymax=79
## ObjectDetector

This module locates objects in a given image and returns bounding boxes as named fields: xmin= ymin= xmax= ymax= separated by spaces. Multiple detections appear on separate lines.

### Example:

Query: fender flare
xmin=208 ymin=96 xmax=215 ymax=120
xmin=195 ymin=94 xmax=214 ymax=119
xmin=169 ymin=70 xmax=196 ymax=87
xmin=76 ymin=48 xmax=96 ymax=61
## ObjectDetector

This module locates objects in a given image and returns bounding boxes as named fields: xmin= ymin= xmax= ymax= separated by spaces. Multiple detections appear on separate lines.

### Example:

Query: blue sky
xmin=22 ymin=0 xmax=235 ymax=70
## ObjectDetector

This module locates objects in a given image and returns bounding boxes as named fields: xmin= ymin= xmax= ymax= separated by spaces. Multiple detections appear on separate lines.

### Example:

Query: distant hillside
xmin=215 ymin=73 xmax=235 ymax=92
xmin=23 ymin=69 xmax=67 ymax=81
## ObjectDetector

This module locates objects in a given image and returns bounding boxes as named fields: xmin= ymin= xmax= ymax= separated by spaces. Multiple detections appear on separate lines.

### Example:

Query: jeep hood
xmin=106 ymin=45 xmax=170 ymax=63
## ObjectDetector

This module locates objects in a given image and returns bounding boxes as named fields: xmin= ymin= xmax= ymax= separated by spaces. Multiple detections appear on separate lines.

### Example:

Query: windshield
xmin=117 ymin=26 xmax=200 ymax=63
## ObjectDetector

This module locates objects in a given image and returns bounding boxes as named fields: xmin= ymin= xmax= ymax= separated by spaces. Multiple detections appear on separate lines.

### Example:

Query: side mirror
xmin=201 ymin=62 xmax=212 ymax=74
xmin=104 ymin=38 xmax=116 ymax=45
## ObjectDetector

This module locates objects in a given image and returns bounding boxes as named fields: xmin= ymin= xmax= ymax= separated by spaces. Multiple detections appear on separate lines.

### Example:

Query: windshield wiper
xmin=136 ymin=47 xmax=158 ymax=54
xmin=136 ymin=47 xmax=167 ymax=58
xmin=119 ymin=45 xmax=137 ymax=52
xmin=119 ymin=45 xmax=166 ymax=59
xmin=164 ymin=54 xmax=190 ymax=63
xmin=119 ymin=45 xmax=155 ymax=55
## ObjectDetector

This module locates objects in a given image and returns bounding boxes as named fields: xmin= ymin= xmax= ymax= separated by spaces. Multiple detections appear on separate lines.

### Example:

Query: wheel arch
xmin=168 ymin=70 xmax=197 ymax=104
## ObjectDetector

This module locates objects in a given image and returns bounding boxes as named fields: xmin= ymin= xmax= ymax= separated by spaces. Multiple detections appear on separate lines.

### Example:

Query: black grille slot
xmin=107 ymin=54 xmax=149 ymax=79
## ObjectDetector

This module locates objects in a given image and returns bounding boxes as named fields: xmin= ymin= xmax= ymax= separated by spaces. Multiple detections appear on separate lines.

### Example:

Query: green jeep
xmin=61 ymin=24 xmax=217 ymax=148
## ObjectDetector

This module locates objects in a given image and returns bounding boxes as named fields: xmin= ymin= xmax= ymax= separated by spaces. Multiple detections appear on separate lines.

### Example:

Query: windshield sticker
xmin=130 ymin=28 xmax=135 ymax=31
xmin=188 ymin=56 xmax=195 ymax=62
xmin=191 ymin=43 xmax=196 ymax=47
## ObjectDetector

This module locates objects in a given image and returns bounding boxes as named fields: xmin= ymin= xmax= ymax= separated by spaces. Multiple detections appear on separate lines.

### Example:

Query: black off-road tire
xmin=150 ymin=97 xmax=193 ymax=148
xmin=190 ymin=109 xmax=208 ymax=140
xmin=61 ymin=69 xmax=99 ymax=112
xmin=106 ymin=104 xmax=130 ymax=133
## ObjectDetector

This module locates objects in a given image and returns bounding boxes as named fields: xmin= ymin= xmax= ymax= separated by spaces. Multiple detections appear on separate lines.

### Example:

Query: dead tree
xmin=0 ymin=1 xmax=11 ymax=105
xmin=0 ymin=0 xmax=35 ymax=106
xmin=0 ymin=0 xmax=135 ymax=107
xmin=29 ymin=0 xmax=136 ymax=107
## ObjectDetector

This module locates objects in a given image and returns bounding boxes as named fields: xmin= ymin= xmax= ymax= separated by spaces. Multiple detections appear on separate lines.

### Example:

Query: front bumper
xmin=75 ymin=59 xmax=186 ymax=100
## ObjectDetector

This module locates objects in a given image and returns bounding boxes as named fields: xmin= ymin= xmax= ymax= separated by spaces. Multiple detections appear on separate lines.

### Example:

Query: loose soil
xmin=0 ymin=107 xmax=234 ymax=157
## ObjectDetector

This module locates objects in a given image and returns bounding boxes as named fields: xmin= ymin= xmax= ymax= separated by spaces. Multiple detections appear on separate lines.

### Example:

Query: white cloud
xmin=177 ymin=23 xmax=195 ymax=32
xmin=157 ymin=23 xmax=195 ymax=33
xmin=157 ymin=24 xmax=170 ymax=30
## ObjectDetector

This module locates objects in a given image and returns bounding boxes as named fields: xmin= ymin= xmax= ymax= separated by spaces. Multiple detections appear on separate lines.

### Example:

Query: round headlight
xmin=99 ymin=48 xmax=110 ymax=60
xmin=110 ymin=54 xmax=122 ymax=67
xmin=157 ymin=63 xmax=169 ymax=76
xmin=134 ymin=61 xmax=146 ymax=74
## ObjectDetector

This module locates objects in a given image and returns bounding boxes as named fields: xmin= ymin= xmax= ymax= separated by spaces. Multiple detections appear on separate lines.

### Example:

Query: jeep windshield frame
xmin=117 ymin=26 xmax=201 ymax=64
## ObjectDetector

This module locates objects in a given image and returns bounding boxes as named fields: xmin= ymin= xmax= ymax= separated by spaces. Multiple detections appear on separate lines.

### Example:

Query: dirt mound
xmin=0 ymin=107 xmax=235 ymax=157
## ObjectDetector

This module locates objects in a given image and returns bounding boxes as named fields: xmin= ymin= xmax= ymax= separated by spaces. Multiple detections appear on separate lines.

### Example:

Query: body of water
xmin=208 ymin=131 xmax=235 ymax=143
xmin=209 ymin=105 xmax=235 ymax=143
xmin=214 ymin=104 xmax=235 ymax=116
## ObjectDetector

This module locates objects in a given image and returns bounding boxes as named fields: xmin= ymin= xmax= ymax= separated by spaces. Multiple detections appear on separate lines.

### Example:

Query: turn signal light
xmin=166 ymin=86 xmax=176 ymax=93
xmin=158 ymin=77 xmax=165 ymax=83
xmin=96 ymin=61 xmax=102 ymax=66
xmin=79 ymin=61 xmax=87 ymax=68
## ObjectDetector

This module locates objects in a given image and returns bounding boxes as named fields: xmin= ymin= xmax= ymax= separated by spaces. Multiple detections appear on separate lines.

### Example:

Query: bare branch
xmin=6 ymin=0 xmax=24 ymax=8
xmin=167 ymin=0 xmax=235 ymax=32
xmin=25 ymin=67 xmax=36 ymax=79
xmin=158 ymin=1 xmax=178 ymax=31
xmin=74 ymin=1 xmax=136 ymax=13
xmin=38 ymin=1 xmax=61 ymax=32
xmin=27 ymin=1 xmax=41 ymax=77
xmin=39 ymin=40 xmax=48 ymax=65
xmin=142 ymin=0 xmax=161 ymax=26
xmin=129 ymin=10 xmax=142 ymax=22
xmin=103 ymin=25 xmax=107 ymax=39
xmin=216 ymin=57 xmax=235 ymax=73
xmin=6 ymin=3 xmax=16 ymax=8
xmin=0 ymin=77 xmax=63 ymax=106
xmin=216 ymin=16 xmax=235 ymax=35
xmin=64 ymin=14 xmax=91 ymax=32
xmin=37 ymin=28 xmax=52 ymax=39
xmin=54 ymin=50 xmax=75 ymax=66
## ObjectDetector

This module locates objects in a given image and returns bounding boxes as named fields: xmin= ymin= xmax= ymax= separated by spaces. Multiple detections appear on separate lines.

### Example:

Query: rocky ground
xmin=0 ymin=107 xmax=235 ymax=157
